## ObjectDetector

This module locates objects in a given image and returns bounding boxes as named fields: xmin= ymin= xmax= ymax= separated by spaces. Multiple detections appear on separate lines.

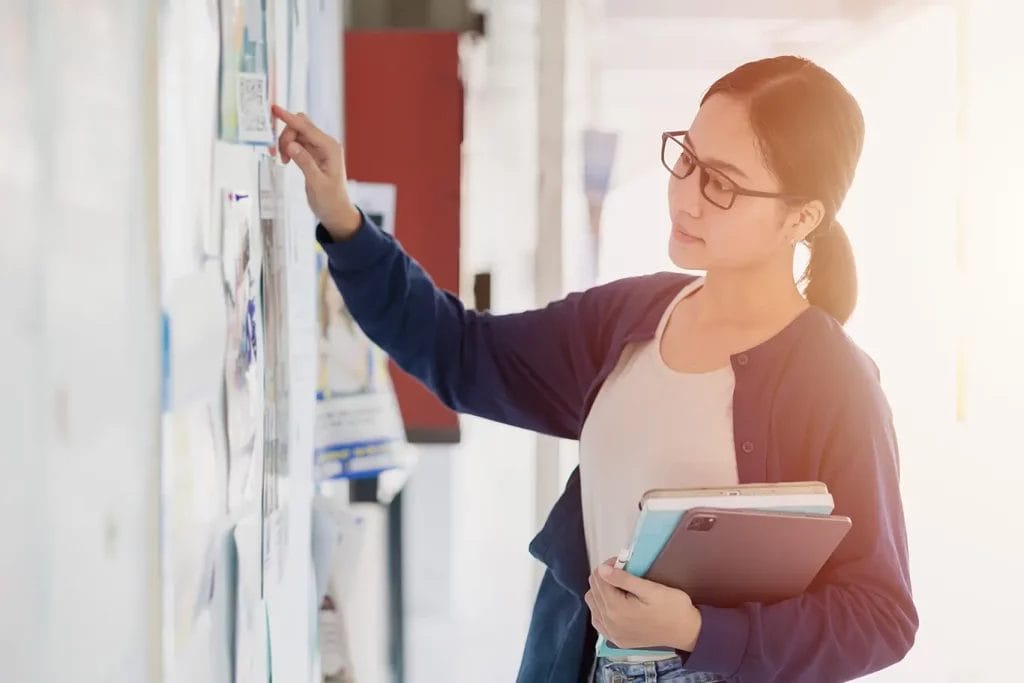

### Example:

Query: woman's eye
xmin=711 ymin=175 xmax=734 ymax=192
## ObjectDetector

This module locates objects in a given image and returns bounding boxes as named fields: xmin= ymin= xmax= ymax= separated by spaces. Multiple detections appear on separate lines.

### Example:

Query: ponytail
xmin=804 ymin=220 xmax=858 ymax=325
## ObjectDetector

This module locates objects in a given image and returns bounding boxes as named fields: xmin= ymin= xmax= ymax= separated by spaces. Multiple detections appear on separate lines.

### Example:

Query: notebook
xmin=596 ymin=481 xmax=835 ymax=658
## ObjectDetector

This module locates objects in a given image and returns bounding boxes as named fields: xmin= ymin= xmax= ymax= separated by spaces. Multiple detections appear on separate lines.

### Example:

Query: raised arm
xmin=275 ymin=104 xmax=605 ymax=437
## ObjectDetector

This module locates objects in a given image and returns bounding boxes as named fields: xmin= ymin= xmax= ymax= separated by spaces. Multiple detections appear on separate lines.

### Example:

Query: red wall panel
xmin=345 ymin=31 xmax=463 ymax=442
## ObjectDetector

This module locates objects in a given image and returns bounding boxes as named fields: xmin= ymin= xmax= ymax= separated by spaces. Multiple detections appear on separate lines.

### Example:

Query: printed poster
xmin=315 ymin=182 xmax=407 ymax=480
xmin=219 ymin=0 xmax=274 ymax=144
xmin=258 ymin=156 xmax=289 ymax=595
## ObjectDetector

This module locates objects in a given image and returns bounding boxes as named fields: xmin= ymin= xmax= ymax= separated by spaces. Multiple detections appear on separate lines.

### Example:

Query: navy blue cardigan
xmin=317 ymin=213 xmax=918 ymax=682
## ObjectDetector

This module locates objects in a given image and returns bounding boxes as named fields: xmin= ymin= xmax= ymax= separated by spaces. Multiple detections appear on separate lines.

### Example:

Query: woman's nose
xmin=669 ymin=169 xmax=703 ymax=218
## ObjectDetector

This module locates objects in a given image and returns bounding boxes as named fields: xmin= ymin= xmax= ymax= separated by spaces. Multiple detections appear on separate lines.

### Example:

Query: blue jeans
xmin=592 ymin=656 xmax=727 ymax=683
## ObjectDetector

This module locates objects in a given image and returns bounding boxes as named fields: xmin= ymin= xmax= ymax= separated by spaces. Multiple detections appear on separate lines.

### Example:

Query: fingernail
xmin=288 ymin=142 xmax=301 ymax=157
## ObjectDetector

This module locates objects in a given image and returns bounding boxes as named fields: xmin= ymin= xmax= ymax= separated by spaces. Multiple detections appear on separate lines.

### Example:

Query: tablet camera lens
xmin=688 ymin=515 xmax=716 ymax=532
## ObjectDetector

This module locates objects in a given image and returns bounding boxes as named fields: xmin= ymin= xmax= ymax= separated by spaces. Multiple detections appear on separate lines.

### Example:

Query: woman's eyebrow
xmin=683 ymin=132 xmax=751 ymax=181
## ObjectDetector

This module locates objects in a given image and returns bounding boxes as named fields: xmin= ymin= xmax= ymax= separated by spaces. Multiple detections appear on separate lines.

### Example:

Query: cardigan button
xmin=736 ymin=353 xmax=749 ymax=366
xmin=741 ymin=440 xmax=755 ymax=454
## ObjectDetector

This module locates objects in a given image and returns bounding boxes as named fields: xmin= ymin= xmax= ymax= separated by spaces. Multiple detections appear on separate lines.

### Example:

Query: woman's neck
xmin=695 ymin=261 xmax=808 ymax=330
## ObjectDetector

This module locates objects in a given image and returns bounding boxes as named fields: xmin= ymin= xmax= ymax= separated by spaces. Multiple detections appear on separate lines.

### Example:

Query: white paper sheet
xmin=233 ymin=515 xmax=270 ymax=683
xmin=348 ymin=181 xmax=397 ymax=235
xmin=165 ymin=265 xmax=228 ymax=409
xmin=222 ymin=190 xmax=266 ymax=512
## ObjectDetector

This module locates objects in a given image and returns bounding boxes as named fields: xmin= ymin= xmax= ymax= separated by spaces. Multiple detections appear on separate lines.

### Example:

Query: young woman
xmin=272 ymin=55 xmax=917 ymax=683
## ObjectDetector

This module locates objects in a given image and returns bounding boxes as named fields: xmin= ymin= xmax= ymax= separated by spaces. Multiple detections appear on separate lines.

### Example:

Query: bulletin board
xmin=157 ymin=1 xmax=336 ymax=681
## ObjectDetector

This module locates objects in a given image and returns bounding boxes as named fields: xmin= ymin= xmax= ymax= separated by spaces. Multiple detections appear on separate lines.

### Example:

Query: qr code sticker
xmin=237 ymin=72 xmax=273 ymax=143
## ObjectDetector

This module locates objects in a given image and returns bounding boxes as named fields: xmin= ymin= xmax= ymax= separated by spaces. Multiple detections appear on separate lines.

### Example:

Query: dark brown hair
xmin=703 ymin=56 xmax=864 ymax=324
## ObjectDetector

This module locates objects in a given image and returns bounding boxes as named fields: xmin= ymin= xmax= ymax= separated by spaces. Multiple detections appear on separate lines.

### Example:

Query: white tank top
xmin=580 ymin=278 xmax=740 ymax=570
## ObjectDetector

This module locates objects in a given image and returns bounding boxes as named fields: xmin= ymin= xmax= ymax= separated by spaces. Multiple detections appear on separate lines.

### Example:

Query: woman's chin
xmin=668 ymin=239 xmax=705 ymax=270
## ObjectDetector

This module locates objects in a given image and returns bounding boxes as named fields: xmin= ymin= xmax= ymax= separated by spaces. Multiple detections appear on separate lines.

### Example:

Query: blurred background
xmin=2 ymin=0 xmax=1022 ymax=682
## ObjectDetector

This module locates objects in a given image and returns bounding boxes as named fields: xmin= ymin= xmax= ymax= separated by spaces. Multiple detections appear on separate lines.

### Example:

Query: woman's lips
xmin=673 ymin=225 xmax=704 ymax=243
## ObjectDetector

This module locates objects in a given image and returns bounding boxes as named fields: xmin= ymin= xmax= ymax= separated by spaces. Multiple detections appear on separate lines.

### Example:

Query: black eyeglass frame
xmin=661 ymin=130 xmax=811 ymax=210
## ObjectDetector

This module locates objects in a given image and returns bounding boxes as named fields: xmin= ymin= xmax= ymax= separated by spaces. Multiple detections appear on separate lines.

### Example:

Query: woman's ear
xmin=786 ymin=199 xmax=826 ymax=244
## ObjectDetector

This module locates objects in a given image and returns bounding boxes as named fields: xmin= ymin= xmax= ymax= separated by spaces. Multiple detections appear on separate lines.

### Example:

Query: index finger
xmin=272 ymin=105 xmax=330 ymax=144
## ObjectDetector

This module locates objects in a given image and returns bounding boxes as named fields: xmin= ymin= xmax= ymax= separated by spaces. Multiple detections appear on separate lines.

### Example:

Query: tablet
xmin=644 ymin=507 xmax=852 ymax=607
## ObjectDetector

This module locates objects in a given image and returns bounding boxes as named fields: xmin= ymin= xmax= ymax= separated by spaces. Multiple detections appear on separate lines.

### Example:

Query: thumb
xmin=598 ymin=564 xmax=655 ymax=599
xmin=287 ymin=142 xmax=323 ymax=181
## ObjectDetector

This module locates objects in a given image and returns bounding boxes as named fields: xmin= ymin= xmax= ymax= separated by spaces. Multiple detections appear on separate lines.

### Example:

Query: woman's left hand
xmin=585 ymin=557 xmax=703 ymax=652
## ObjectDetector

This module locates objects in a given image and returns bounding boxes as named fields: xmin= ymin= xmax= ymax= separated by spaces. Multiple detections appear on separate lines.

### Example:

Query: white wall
xmin=934 ymin=0 xmax=1024 ymax=678
xmin=0 ymin=1 xmax=162 ymax=681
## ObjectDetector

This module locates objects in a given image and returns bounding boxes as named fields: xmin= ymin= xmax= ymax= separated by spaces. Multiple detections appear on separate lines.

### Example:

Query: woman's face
xmin=667 ymin=94 xmax=798 ymax=273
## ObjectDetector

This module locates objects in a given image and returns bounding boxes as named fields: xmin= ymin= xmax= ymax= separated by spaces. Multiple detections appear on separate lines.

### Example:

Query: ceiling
xmin=593 ymin=0 xmax=942 ymax=71
xmin=602 ymin=0 xmax=892 ymax=21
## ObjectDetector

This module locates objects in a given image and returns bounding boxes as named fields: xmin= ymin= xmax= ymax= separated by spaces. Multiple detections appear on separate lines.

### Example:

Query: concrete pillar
xmin=534 ymin=0 xmax=593 ymax=560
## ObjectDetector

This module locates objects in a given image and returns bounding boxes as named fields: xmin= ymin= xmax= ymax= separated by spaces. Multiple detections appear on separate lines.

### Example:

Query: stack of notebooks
xmin=596 ymin=481 xmax=850 ymax=658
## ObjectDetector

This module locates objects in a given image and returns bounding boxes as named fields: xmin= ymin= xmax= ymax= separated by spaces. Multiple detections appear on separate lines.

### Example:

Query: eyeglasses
xmin=660 ymin=130 xmax=808 ymax=210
